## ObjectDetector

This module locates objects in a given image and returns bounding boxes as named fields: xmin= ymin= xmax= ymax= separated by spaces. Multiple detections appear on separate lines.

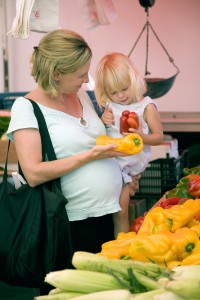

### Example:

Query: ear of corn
xmin=164 ymin=279 xmax=200 ymax=299
xmin=34 ymin=291 xmax=84 ymax=300
xmin=131 ymin=270 xmax=161 ymax=291
xmin=129 ymin=289 xmax=166 ymax=299
xmin=171 ymin=265 xmax=200 ymax=280
xmin=68 ymin=289 xmax=132 ymax=300
xmin=48 ymin=288 xmax=63 ymax=295
xmin=72 ymin=251 xmax=172 ymax=280
xmin=44 ymin=269 xmax=129 ymax=293
xmin=151 ymin=291 xmax=185 ymax=300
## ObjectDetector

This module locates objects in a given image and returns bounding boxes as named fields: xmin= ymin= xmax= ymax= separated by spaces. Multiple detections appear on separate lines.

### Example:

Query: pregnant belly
xmin=61 ymin=158 xmax=122 ymax=210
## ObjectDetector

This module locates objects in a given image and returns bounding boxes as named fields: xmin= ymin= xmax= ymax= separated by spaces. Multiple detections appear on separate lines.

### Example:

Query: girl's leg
xmin=113 ymin=184 xmax=130 ymax=238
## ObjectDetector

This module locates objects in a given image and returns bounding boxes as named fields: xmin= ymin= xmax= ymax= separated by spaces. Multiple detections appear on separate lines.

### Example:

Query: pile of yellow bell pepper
xmin=98 ymin=199 xmax=200 ymax=268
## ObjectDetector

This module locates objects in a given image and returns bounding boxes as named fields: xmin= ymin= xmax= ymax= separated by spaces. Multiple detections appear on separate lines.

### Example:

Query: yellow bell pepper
xmin=137 ymin=207 xmax=169 ymax=235
xmin=98 ymin=246 xmax=131 ymax=259
xmin=190 ymin=223 xmax=200 ymax=239
xmin=99 ymin=231 xmax=136 ymax=259
xmin=186 ymin=218 xmax=200 ymax=227
xmin=129 ymin=231 xmax=177 ymax=263
xmin=162 ymin=199 xmax=200 ymax=232
xmin=171 ymin=227 xmax=199 ymax=261
xmin=116 ymin=231 xmax=136 ymax=240
xmin=96 ymin=133 xmax=143 ymax=155
xmin=181 ymin=241 xmax=200 ymax=265
xmin=192 ymin=240 xmax=200 ymax=254
xmin=181 ymin=253 xmax=200 ymax=265
xmin=101 ymin=232 xmax=136 ymax=250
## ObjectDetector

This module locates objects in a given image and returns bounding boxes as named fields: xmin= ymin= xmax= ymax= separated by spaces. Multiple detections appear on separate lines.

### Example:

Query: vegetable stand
xmin=131 ymin=149 xmax=189 ymax=211
xmin=33 ymin=170 xmax=200 ymax=299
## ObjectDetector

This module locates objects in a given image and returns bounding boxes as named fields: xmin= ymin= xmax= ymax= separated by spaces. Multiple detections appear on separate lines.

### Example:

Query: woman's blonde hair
xmin=94 ymin=52 xmax=147 ymax=107
xmin=30 ymin=29 xmax=92 ymax=97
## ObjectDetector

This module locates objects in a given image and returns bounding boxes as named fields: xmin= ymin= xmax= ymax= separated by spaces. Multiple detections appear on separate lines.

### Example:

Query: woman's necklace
xmin=78 ymin=117 xmax=88 ymax=127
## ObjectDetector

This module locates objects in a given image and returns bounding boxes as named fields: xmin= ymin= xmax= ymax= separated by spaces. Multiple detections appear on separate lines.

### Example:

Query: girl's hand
xmin=128 ymin=174 xmax=142 ymax=196
xmin=127 ymin=120 xmax=143 ymax=136
xmin=101 ymin=103 xmax=114 ymax=125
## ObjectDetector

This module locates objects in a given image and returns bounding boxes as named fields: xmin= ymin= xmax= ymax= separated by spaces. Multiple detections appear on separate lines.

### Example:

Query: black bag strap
xmin=26 ymin=99 xmax=57 ymax=161
xmin=3 ymin=99 xmax=61 ymax=188
xmin=2 ymin=140 xmax=11 ymax=182
xmin=20 ymin=99 xmax=61 ymax=187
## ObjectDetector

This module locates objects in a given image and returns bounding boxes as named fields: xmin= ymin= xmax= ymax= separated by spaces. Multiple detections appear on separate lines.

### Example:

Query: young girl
xmin=94 ymin=52 xmax=163 ymax=237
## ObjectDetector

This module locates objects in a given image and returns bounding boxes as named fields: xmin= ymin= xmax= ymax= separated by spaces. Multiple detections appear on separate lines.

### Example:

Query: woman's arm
xmin=13 ymin=128 xmax=126 ymax=187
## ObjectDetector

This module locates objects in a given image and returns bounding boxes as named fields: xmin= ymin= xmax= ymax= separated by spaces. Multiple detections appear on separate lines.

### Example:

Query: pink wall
xmin=2 ymin=0 xmax=200 ymax=112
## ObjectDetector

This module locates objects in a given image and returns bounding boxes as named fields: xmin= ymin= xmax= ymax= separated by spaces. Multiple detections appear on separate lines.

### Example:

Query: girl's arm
xmin=137 ymin=103 xmax=164 ymax=146
xmin=13 ymin=128 xmax=127 ymax=187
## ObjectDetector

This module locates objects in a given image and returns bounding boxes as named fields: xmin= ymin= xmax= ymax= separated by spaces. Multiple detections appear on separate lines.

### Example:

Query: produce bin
xmin=132 ymin=149 xmax=189 ymax=203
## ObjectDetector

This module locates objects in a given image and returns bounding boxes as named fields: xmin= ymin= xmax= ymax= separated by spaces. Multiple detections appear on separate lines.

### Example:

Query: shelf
xmin=160 ymin=112 xmax=200 ymax=132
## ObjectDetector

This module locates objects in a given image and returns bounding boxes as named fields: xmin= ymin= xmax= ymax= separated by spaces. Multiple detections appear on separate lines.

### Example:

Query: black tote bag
xmin=0 ymin=100 xmax=73 ymax=288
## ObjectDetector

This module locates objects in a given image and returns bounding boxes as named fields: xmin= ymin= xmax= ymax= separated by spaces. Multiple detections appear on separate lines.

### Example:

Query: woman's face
xmin=58 ymin=59 xmax=91 ymax=94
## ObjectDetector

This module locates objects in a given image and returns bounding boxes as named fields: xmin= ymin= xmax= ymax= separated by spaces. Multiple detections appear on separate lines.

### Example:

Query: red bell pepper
xmin=130 ymin=216 xmax=144 ymax=233
xmin=120 ymin=110 xmax=139 ymax=134
xmin=158 ymin=197 xmax=189 ymax=209
xmin=159 ymin=197 xmax=181 ymax=209
xmin=188 ymin=175 xmax=200 ymax=197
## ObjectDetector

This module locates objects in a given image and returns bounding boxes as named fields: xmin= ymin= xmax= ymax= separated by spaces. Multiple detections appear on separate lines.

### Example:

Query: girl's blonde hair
xmin=30 ymin=29 xmax=92 ymax=97
xmin=94 ymin=52 xmax=147 ymax=107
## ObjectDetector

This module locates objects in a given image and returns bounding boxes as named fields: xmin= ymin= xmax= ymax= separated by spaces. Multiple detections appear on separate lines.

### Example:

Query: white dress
xmin=107 ymin=96 xmax=157 ymax=183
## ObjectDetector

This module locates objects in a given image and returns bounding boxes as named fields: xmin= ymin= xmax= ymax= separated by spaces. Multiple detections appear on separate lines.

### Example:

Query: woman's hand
xmin=90 ymin=144 xmax=131 ymax=160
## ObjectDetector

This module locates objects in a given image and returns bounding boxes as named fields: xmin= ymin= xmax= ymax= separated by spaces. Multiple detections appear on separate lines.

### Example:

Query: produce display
xmin=35 ymin=252 xmax=200 ymax=299
xmin=96 ymin=133 xmax=143 ymax=155
xmin=99 ymin=198 xmax=200 ymax=267
xmin=35 ymin=168 xmax=200 ymax=300
xmin=120 ymin=110 xmax=139 ymax=133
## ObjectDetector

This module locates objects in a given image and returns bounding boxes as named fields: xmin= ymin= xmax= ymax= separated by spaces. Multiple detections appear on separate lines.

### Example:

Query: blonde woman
xmin=7 ymin=32 xmax=132 ymax=258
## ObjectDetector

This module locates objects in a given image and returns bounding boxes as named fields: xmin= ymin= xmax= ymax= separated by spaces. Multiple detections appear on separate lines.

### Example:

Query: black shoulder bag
xmin=0 ymin=100 xmax=73 ymax=288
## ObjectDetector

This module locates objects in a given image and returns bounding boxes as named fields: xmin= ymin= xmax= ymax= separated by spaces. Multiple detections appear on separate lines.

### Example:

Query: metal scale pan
xmin=129 ymin=0 xmax=180 ymax=99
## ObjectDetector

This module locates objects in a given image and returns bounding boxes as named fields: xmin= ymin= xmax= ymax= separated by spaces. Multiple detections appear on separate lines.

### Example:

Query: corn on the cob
xmin=45 ymin=269 xmax=129 ymax=293
xmin=69 ymin=289 xmax=132 ymax=300
xmin=152 ymin=291 xmax=185 ymax=300
xmin=72 ymin=251 xmax=172 ymax=280
xmin=171 ymin=265 xmax=200 ymax=280
xmin=164 ymin=279 xmax=200 ymax=300
xmin=34 ymin=291 xmax=84 ymax=300
xmin=129 ymin=289 xmax=166 ymax=299
xmin=132 ymin=270 xmax=160 ymax=291
xmin=48 ymin=288 xmax=63 ymax=295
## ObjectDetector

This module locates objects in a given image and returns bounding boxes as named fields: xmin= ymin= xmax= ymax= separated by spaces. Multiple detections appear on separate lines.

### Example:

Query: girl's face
xmin=58 ymin=59 xmax=91 ymax=94
xmin=106 ymin=85 xmax=133 ymax=105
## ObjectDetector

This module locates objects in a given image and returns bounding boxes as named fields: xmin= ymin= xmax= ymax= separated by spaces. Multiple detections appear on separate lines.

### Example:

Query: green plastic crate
xmin=132 ymin=149 xmax=188 ymax=201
